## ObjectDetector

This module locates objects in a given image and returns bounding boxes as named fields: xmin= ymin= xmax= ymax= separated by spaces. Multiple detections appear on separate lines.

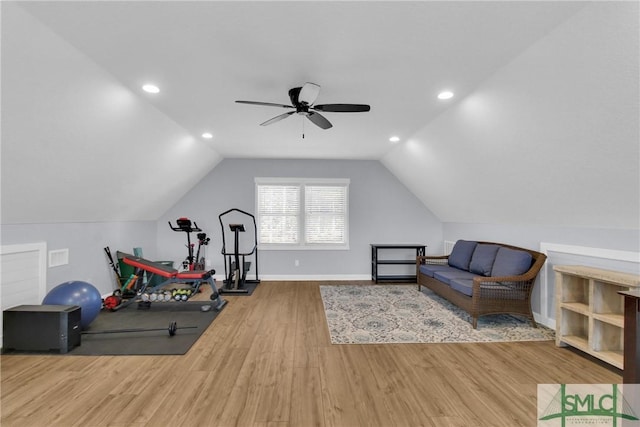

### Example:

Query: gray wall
xmin=0 ymin=158 xmax=441 ymax=299
xmin=1 ymin=221 xmax=157 ymax=296
xmin=156 ymin=158 xmax=443 ymax=278
xmin=443 ymin=222 xmax=640 ymax=254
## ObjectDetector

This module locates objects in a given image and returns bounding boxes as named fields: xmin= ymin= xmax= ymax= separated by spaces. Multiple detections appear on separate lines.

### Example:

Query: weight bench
xmin=119 ymin=253 xmax=227 ymax=310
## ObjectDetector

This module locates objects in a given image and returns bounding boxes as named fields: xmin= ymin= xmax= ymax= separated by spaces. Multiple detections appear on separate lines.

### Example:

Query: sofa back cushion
xmin=469 ymin=244 xmax=501 ymax=276
xmin=491 ymin=247 xmax=533 ymax=277
xmin=448 ymin=240 xmax=478 ymax=271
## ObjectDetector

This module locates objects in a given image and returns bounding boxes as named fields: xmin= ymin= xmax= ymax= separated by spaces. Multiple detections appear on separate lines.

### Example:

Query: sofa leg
xmin=530 ymin=317 xmax=538 ymax=328
xmin=472 ymin=317 xmax=478 ymax=329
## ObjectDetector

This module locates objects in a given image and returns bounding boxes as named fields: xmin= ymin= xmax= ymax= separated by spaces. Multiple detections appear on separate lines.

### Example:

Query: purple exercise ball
xmin=43 ymin=280 xmax=102 ymax=329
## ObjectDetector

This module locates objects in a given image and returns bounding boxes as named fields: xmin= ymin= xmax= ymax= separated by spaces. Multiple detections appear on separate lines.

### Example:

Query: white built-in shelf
xmin=554 ymin=265 xmax=640 ymax=369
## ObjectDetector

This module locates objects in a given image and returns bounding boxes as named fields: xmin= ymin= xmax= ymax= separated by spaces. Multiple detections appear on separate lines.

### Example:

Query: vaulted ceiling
xmin=2 ymin=1 xmax=638 ymax=229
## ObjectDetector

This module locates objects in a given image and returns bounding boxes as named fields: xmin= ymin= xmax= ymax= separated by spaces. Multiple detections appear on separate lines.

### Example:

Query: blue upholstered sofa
xmin=416 ymin=240 xmax=547 ymax=328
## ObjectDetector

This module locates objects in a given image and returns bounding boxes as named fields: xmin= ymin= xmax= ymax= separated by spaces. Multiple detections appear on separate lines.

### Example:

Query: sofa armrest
xmin=472 ymin=274 xmax=536 ymax=300
xmin=416 ymin=255 xmax=449 ymax=266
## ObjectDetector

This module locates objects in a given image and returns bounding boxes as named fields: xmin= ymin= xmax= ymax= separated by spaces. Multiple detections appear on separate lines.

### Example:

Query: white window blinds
xmin=257 ymin=184 xmax=300 ymax=244
xmin=305 ymin=185 xmax=347 ymax=244
xmin=255 ymin=178 xmax=349 ymax=249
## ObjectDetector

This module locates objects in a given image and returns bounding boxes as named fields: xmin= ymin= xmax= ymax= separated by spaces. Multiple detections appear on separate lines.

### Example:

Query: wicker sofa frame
xmin=416 ymin=241 xmax=547 ymax=329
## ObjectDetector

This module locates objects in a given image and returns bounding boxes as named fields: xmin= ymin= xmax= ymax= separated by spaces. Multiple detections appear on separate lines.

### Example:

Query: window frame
xmin=255 ymin=177 xmax=350 ymax=251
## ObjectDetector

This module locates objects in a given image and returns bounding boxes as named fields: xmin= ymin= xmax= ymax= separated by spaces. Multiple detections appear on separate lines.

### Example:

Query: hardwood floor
xmin=1 ymin=281 xmax=621 ymax=426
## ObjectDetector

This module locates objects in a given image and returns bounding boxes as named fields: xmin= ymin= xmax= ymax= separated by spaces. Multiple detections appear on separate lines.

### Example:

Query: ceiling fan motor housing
xmin=289 ymin=87 xmax=311 ymax=115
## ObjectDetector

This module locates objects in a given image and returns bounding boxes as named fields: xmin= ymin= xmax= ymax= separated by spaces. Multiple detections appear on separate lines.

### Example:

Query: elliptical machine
xmin=218 ymin=208 xmax=260 ymax=293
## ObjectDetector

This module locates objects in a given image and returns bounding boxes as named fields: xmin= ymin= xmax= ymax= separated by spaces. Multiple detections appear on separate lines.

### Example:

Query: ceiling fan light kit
xmin=236 ymin=82 xmax=370 ymax=131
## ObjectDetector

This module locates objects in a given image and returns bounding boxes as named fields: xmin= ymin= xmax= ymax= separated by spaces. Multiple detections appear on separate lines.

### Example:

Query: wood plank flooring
xmin=1 ymin=281 xmax=621 ymax=426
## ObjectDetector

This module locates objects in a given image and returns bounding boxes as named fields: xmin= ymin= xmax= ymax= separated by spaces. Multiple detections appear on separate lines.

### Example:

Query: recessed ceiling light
xmin=437 ymin=91 xmax=454 ymax=100
xmin=389 ymin=136 xmax=400 ymax=143
xmin=142 ymin=84 xmax=160 ymax=94
xmin=202 ymin=132 xmax=213 ymax=139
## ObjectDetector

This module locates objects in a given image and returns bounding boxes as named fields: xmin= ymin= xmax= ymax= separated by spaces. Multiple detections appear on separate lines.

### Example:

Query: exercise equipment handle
xmin=168 ymin=219 xmax=202 ymax=233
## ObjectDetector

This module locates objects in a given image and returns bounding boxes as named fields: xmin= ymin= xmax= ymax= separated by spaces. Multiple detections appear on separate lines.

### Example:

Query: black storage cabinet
xmin=3 ymin=304 xmax=81 ymax=354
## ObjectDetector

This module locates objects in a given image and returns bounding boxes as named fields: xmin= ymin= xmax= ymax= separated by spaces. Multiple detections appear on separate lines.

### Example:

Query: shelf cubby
xmin=592 ymin=319 xmax=624 ymax=368
xmin=558 ymin=308 xmax=588 ymax=345
xmin=558 ymin=274 xmax=589 ymax=306
xmin=593 ymin=280 xmax=625 ymax=316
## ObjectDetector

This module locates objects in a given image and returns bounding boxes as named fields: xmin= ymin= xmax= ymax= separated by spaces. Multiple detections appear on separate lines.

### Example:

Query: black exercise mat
xmin=69 ymin=301 xmax=223 ymax=356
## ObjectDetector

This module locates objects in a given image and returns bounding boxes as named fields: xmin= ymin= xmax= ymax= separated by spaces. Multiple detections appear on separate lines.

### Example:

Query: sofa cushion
xmin=491 ymin=247 xmax=533 ymax=277
xmin=447 ymin=240 xmax=478 ymax=271
xmin=419 ymin=264 xmax=457 ymax=278
xmin=449 ymin=278 xmax=474 ymax=297
xmin=450 ymin=278 xmax=525 ymax=298
xmin=434 ymin=269 xmax=477 ymax=285
xmin=469 ymin=244 xmax=500 ymax=276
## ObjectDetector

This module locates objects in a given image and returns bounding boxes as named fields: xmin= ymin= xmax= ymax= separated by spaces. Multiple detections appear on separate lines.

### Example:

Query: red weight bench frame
xmin=119 ymin=253 xmax=226 ymax=310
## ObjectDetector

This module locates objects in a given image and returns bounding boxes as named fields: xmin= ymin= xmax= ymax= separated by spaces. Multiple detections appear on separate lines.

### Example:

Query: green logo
xmin=538 ymin=384 xmax=639 ymax=426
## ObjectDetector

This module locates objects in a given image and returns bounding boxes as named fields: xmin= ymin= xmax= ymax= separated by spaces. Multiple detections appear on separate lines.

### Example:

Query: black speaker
xmin=3 ymin=305 xmax=81 ymax=354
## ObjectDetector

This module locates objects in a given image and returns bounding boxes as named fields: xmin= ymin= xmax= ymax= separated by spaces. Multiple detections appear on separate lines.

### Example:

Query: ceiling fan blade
xmin=298 ymin=82 xmax=321 ymax=105
xmin=313 ymin=104 xmax=371 ymax=112
xmin=260 ymin=111 xmax=295 ymax=126
xmin=306 ymin=111 xmax=333 ymax=129
xmin=236 ymin=100 xmax=293 ymax=108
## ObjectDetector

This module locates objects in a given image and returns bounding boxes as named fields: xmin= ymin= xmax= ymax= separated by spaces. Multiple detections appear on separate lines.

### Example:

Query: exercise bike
xmin=168 ymin=217 xmax=210 ymax=271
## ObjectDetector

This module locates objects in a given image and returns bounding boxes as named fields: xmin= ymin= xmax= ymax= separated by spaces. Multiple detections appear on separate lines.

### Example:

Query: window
xmin=255 ymin=178 xmax=349 ymax=249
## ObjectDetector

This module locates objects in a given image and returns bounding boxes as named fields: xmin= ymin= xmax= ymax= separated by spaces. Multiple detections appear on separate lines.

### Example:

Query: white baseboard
xmin=101 ymin=275 xmax=373 ymax=300
xmin=533 ymin=312 xmax=555 ymax=330
xmin=217 ymin=274 xmax=371 ymax=282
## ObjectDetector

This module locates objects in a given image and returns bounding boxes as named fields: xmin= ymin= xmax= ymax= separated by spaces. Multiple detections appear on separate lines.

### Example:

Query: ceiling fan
xmin=236 ymin=82 xmax=370 ymax=130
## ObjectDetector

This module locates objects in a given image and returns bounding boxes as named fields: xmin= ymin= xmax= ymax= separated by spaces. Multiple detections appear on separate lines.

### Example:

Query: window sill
xmin=258 ymin=244 xmax=350 ymax=251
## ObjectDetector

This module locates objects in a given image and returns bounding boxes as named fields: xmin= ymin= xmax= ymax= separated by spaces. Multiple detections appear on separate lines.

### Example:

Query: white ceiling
xmin=4 ymin=1 xmax=637 ymax=229
xmin=16 ymin=1 xmax=586 ymax=160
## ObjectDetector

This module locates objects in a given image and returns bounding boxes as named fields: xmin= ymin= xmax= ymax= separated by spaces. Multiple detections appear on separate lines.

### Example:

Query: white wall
xmin=381 ymin=2 xmax=639 ymax=230
xmin=156 ymin=159 xmax=442 ymax=279
xmin=443 ymin=223 xmax=640 ymax=255
xmin=1 ymin=3 xmax=222 ymax=224
xmin=0 ymin=221 xmax=157 ymax=297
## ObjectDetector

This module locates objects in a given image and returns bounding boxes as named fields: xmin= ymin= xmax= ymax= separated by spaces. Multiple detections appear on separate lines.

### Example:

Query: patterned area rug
xmin=319 ymin=285 xmax=555 ymax=344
